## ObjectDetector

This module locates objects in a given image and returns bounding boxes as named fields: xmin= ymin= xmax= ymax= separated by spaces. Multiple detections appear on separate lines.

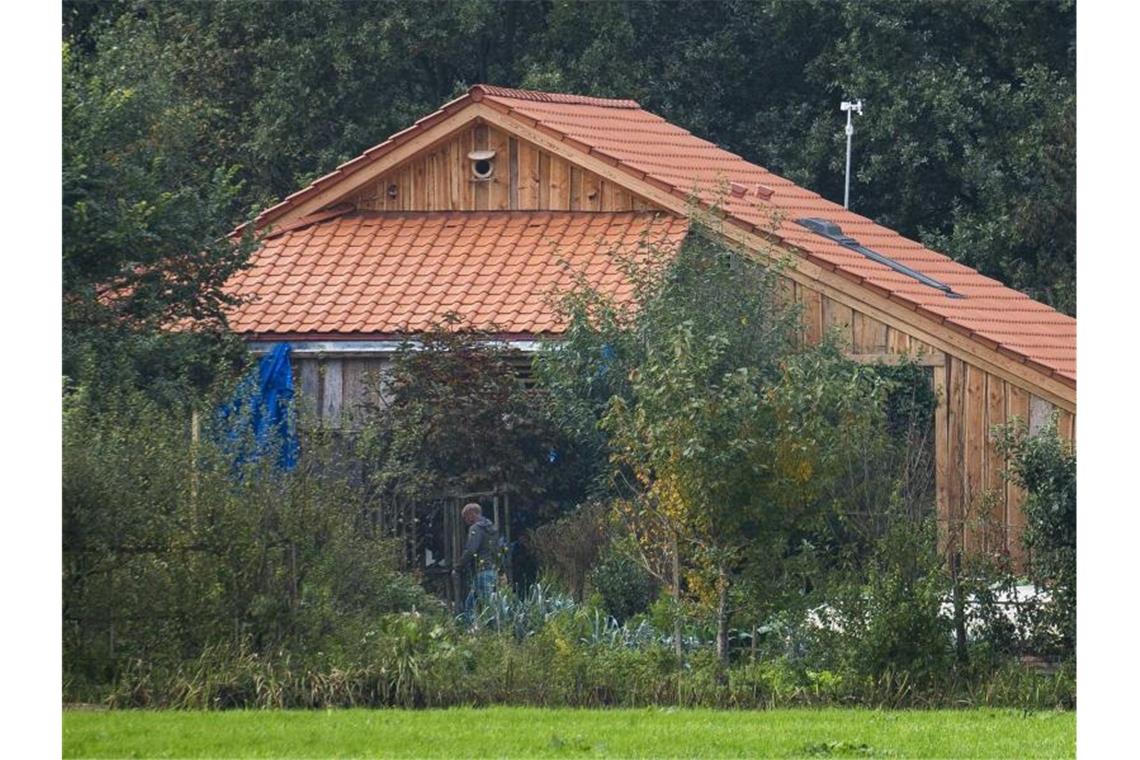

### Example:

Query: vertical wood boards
xmin=569 ymin=166 xmax=583 ymax=209
xmin=517 ymin=140 xmax=541 ymax=209
xmin=473 ymin=124 xmax=489 ymax=210
xmin=802 ymin=288 xmax=823 ymax=345
xmin=298 ymin=359 xmax=321 ymax=425
xmin=487 ymin=127 xmax=511 ymax=210
xmin=579 ymin=170 xmax=601 ymax=211
xmin=887 ymin=326 xmax=912 ymax=354
xmin=347 ymin=124 xmax=655 ymax=213
xmin=538 ymin=151 xmax=552 ymax=208
xmin=549 ymin=154 xmax=572 ymax=209
xmin=934 ymin=362 xmax=952 ymax=555
xmin=508 ymin=137 xmax=519 ymax=210
xmin=983 ymin=371 xmax=1007 ymax=553
xmin=852 ymin=311 xmax=889 ymax=353
xmin=775 ymin=275 xmax=796 ymax=312
xmin=1005 ymin=382 xmax=1030 ymax=567
xmin=963 ymin=363 xmax=985 ymax=553
xmin=320 ymin=359 xmax=344 ymax=426
xmin=821 ymin=294 xmax=854 ymax=347
xmin=449 ymin=136 xmax=463 ymax=209
xmin=946 ymin=355 xmax=965 ymax=554
xmin=1059 ymin=410 xmax=1075 ymax=444
xmin=341 ymin=358 xmax=387 ymax=429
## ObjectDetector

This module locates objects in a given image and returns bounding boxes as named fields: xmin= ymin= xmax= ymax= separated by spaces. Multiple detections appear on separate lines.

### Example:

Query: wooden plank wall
xmin=292 ymin=357 xmax=390 ymax=429
xmin=934 ymin=352 xmax=1074 ymax=569
xmin=347 ymin=124 xmax=655 ymax=212
xmin=783 ymin=276 xmax=1075 ymax=570
xmin=338 ymin=119 xmax=1076 ymax=570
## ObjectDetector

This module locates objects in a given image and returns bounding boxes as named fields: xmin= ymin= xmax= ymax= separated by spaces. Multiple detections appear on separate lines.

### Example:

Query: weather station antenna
xmin=840 ymin=99 xmax=863 ymax=210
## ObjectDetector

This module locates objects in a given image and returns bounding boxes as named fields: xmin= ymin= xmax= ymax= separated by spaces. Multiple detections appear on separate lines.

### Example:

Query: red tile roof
xmin=250 ymin=85 xmax=1075 ymax=384
xmin=227 ymin=210 xmax=689 ymax=337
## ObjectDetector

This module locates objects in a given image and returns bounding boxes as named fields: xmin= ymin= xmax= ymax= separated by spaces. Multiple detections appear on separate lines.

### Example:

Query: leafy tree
xmin=356 ymin=325 xmax=593 ymax=573
xmin=64 ymin=1 xmax=1075 ymax=313
xmin=541 ymin=219 xmax=901 ymax=660
xmin=63 ymin=21 xmax=256 ymax=404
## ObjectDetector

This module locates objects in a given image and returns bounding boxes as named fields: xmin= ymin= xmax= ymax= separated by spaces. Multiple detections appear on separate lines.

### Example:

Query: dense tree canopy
xmin=64 ymin=0 xmax=1075 ymax=316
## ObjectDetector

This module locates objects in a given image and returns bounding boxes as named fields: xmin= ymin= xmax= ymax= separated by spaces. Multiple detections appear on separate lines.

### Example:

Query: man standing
xmin=452 ymin=502 xmax=500 ymax=621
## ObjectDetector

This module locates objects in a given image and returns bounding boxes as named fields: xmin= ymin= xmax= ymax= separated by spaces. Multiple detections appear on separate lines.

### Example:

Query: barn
xmin=225 ymin=85 xmax=1076 ymax=567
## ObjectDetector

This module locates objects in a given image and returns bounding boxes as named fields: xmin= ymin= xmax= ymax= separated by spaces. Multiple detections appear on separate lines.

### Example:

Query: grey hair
xmin=461 ymin=502 xmax=482 ymax=519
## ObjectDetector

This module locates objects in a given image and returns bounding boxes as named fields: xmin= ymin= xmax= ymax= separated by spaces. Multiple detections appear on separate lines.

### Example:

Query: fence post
xmin=951 ymin=551 xmax=969 ymax=666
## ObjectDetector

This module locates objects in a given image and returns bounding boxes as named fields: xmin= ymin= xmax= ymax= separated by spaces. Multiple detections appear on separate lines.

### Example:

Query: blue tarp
xmin=218 ymin=343 xmax=299 ymax=472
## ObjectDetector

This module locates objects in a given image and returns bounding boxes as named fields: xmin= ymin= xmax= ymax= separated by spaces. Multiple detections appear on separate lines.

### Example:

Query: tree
xmin=63 ymin=19 xmax=256 ymax=404
xmin=357 ymin=324 xmax=593 ymax=572
xmin=542 ymin=217 xmax=899 ymax=660
xmin=64 ymin=1 xmax=1075 ymax=313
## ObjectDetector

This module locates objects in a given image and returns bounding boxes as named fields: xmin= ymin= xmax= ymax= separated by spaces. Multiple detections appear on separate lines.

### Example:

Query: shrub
xmin=526 ymin=502 xmax=609 ymax=601
xmin=995 ymin=416 xmax=1076 ymax=657
xmin=63 ymin=383 xmax=438 ymax=697
xmin=807 ymin=511 xmax=953 ymax=686
xmin=588 ymin=536 xmax=656 ymax=623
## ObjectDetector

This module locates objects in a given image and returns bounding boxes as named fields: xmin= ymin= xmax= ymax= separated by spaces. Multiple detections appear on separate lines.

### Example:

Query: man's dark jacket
xmin=458 ymin=516 xmax=499 ymax=570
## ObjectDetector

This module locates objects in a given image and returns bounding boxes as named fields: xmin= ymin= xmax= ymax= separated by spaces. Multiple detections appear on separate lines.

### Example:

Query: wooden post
xmin=190 ymin=409 xmax=200 ymax=525
xmin=951 ymin=551 xmax=969 ymax=666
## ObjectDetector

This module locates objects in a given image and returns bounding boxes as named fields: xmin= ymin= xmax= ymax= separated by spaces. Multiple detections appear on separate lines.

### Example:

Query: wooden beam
xmin=934 ymin=362 xmax=951 ymax=555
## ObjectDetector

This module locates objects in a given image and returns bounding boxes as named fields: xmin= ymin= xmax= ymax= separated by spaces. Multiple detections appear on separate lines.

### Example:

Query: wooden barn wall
xmin=346 ymin=123 xmax=656 ymax=212
xmin=291 ymin=356 xmax=391 ymax=429
xmin=775 ymin=276 xmax=1074 ymax=569
xmin=328 ymin=122 xmax=1075 ymax=569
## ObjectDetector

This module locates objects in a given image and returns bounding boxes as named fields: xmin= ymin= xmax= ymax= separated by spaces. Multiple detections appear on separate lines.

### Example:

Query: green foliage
xmin=811 ymin=512 xmax=953 ymax=686
xmin=589 ymin=537 xmax=657 ymax=623
xmin=63 ymin=15 xmax=258 ymax=406
xmin=62 ymin=384 xmax=437 ymax=693
xmin=89 ymin=576 xmax=1075 ymax=710
xmin=356 ymin=327 xmax=591 ymax=544
xmin=63 ymin=29 xmax=253 ymax=327
xmin=540 ymin=222 xmax=909 ymax=657
xmin=65 ymin=0 xmax=1075 ymax=313
xmin=995 ymin=417 xmax=1076 ymax=656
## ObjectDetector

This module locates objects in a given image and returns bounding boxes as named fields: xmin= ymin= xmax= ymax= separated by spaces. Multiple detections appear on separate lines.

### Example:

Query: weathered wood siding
xmin=292 ymin=356 xmax=390 ymax=429
xmin=331 ymin=120 xmax=1075 ymax=569
xmin=346 ymin=124 xmax=655 ymax=212
xmin=779 ymin=277 xmax=1074 ymax=570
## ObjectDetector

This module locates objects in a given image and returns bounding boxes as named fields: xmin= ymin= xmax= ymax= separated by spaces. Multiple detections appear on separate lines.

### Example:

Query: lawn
xmin=63 ymin=706 xmax=1074 ymax=758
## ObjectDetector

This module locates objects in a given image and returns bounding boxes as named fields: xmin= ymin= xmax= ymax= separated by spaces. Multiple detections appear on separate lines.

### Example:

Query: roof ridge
xmin=471 ymin=84 xmax=640 ymax=109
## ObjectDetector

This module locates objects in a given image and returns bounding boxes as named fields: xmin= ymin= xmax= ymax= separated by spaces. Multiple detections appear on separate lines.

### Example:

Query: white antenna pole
xmin=840 ymin=99 xmax=863 ymax=209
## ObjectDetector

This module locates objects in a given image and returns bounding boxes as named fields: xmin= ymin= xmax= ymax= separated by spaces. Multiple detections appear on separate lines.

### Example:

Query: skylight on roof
xmin=795 ymin=218 xmax=963 ymax=299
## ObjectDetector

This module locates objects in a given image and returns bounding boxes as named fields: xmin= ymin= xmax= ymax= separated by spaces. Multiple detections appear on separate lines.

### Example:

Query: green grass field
xmin=63 ymin=706 xmax=1074 ymax=758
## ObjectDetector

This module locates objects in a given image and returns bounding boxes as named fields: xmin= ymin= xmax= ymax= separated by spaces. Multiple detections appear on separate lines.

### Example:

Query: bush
xmin=995 ymin=416 xmax=1076 ymax=657
xmin=588 ymin=536 xmax=656 ymax=623
xmin=806 ymin=511 xmax=953 ymax=687
xmin=63 ymin=383 xmax=439 ymax=697
xmin=526 ymin=502 xmax=609 ymax=601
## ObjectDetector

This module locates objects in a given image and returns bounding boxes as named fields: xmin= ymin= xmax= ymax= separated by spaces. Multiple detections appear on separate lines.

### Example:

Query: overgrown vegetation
xmin=62 ymin=0 xmax=1077 ymax=714
xmin=62 ymin=384 xmax=437 ymax=703
xmin=64 ymin=222 xmax=1075 ymax=712
xmin=996 ymin=416 xmax=1077 ymax=658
